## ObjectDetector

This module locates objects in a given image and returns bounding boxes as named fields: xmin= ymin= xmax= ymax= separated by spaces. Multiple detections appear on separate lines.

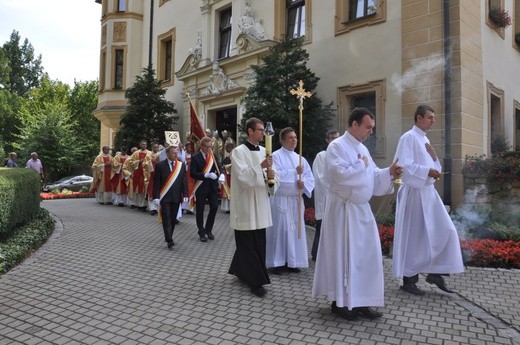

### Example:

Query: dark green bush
xmin=0 ymin=208 xmax=54 ymax=274
xmin=0 ymin=168 xmax=41 ymax=236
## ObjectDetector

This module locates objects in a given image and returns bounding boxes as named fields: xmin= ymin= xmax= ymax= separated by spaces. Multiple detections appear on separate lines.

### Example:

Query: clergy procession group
xmin=90 ymin=105 xmax=464 ymax=322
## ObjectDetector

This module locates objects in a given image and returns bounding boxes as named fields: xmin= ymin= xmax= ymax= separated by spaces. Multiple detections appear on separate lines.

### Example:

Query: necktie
xmin=170 ymin=161 xmax=174 ymax=171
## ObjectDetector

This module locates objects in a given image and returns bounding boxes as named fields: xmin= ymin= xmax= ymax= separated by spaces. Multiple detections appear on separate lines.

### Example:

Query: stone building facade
xmin=92 ymin=0 xmax=520 ymax=208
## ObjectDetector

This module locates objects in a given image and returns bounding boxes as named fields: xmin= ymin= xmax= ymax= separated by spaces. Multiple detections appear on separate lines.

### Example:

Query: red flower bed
xmin=461 ymin=239 xmax=520 ymax=269
xmin=378 ymin=225 xmax=394 ymax=255
xmin=304 ymin=207 xmax=316 ymax=226
xmin=40 ymin=192 xmax=95 ymax=200
xmin=378 ymin=225 xmax=520 ymax=269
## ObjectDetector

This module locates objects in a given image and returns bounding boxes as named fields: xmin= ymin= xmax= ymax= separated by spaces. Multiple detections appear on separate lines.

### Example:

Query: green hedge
xmin=0 ymin=208 xmax=55 ymax=274
xmin=0 ymin=168 xmax=41 ymax=236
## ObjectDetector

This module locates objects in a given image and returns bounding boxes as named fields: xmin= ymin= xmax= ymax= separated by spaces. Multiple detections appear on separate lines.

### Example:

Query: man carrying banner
xmin=153 ymin=146 xmax=188 ymax=249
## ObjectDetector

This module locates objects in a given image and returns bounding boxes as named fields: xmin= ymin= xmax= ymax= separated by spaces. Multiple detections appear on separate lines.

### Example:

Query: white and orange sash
xmin=158 ymin=160 xmax=182 ymax=223
xmin=189 ymin=153 xmax=214 ymax=208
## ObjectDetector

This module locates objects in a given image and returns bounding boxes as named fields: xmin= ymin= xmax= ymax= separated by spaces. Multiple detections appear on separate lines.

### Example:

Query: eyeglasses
xmin=254 ymin=128 xmax=265 ymax=132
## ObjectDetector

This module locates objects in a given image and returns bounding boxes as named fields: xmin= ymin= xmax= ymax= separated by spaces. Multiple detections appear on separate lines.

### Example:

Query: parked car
xmin=42 ymin=175 xmax=93 ymax=192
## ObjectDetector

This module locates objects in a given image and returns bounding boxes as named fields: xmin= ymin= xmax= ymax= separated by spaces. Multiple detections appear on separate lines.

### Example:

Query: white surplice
xmin=392 ymin=126 xmax=464 ymax=279
xmin=230 ymin=144 xmax=277 ymax=231
xmin=266 ymin=147 xmax=315 ymax=268
xmin=311 ymin=131 xmax=393 ymax=309
xmin=312 ymin=150 xmax=327 ymax=220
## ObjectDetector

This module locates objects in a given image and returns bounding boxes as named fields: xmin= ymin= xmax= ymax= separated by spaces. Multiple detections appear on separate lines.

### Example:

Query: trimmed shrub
xmin=0 ymin=208 xmax=55 ymax=274
xmin=0 ymin=168 xmax=41 ymax=236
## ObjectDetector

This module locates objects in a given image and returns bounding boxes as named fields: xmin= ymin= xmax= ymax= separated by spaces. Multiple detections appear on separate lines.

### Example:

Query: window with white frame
xmin=218 ymin=7 xmax=232 ymax=59
xmin=335 ymin=0 xmax=386 ymax=36
xmin=338 ymin=80 xmax=386 ymax=157
xmin=114 ymin=49 xmax=124 ymax=89
xmin=286 ymin=0 xmax=306 ymax=38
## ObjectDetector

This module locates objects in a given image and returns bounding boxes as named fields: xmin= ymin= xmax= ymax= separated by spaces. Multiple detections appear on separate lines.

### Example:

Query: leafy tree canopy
xmin=0 ymin=32 xmax=99 ymax=181
xmin=241 ymin=37 xmax=335 ymax=160
xmin=115 ymin=65 xmax=178 ymax=151
xmin=11 ymin=76 xmax=100 ymax=181
xmin=0 ymin=88 xmax=22 ymax=153
xmin=1 ymin=30 xmax=44 ymax=97
xmin=68 ymin=80 xmax=100 ymax=160
xmin=0 ymin=48 xmax=10 ymax=90
xmin=14 ymin=98 xmax=85 ymax=182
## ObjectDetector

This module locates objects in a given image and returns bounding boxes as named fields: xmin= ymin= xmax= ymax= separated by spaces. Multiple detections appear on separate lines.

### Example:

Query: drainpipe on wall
xmin=443 ymin=0 xmax=452 ymax=207
xmin=148 ymin=0 xmax=154 ymax=67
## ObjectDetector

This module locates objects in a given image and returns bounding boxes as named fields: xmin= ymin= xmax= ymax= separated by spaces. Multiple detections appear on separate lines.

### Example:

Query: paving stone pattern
xmin=0 ymin=199 xmax=518 ymax=345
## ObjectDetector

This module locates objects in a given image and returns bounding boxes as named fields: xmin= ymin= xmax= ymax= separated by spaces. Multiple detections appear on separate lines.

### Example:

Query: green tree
xmin=241 ymin=37 xmax=335 ymax=159
xmin=1 ymin=30 xmax=44 ymax=97
xmin=0 ymin=48 xmax=10 ymax=89
xmin=115 ymin=65 xmax=177 ymax=150
xmin=68 ymin=80 xmax=100 ymax=161
xmin=0 ymin=88 xmax=22 ymax=153
xmin=14 ymin=78 xmax=85 ymax=181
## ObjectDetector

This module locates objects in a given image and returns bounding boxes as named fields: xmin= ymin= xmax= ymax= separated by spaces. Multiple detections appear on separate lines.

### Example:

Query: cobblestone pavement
xmin=0 ymin=198 xmax=518 ymax=345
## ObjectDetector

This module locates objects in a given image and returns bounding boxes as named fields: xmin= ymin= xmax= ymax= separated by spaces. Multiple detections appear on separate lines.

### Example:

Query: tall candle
xmin=265 ymin=135 xmax=272 ymax=155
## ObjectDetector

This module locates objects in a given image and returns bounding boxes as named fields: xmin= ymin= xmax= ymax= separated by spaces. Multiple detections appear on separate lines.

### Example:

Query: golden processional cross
xmin=290 ymin=80 xmax=312 ymax=239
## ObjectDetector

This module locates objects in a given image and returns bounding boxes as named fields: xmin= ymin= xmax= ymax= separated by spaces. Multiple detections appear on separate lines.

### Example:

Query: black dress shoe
xmin=167 ymin=241 xmax=174 ymax=249
xmin=175 ymin=219 xmax=180 ymax=224
xmin=354 ymin=307 xmax=383 ymax=320
xmin=130 ymin=205 xmax=136 ymax=209
xmin=271 ymin=267 xmax=284 ymax=275
xmin=287 ymin=267 xmax=301 ymax=273
xmin=251 ymin=286 xmax=266 ymax=297
xmin=426 ymin=274 xmax=454 ymax=293
xmin=331 ymin=302 xmax=358 ymax=321
xmin=207 ymin=232 xmax=214 ymax=240
xmin=150 ymin=210 xmax=158 ymax=216
xmin=400 ymin=283 xmax=425 ymax=295
xmin=199 ymin=235 xmax=207 ymax=242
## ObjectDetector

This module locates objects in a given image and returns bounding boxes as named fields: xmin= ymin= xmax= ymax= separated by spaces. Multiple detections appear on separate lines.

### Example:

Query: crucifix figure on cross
xmin=290 ymin=80 xmax=312 ymax=109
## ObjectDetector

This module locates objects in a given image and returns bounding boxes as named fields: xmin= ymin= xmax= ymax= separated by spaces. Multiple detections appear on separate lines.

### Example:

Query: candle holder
xmin=264 ymin=122 xmax=275 ymax=187
xmin=393 ymin=177 xmax=403 ymax=186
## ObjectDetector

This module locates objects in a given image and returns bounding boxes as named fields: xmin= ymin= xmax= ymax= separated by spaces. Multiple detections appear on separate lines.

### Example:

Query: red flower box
xmin=40 ymin=192 xmax=95 ymax=200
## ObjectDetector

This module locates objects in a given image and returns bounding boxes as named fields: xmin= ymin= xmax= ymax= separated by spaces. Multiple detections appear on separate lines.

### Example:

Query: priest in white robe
xmin=228 ymin=118 xmax=278 ymax=298
xmin=312 ymin=108 xmax=402 ymax=321
xmin=266 ymin=127 xmax=315 ymax=273
xmin=311 ymin=129 xmax=340 ymax=261
xmin=393 ymin=105 xmax=464 ymax=296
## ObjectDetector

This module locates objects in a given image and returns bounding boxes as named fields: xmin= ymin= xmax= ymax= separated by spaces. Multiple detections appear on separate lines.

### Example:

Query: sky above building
xmin=0 ymin=0 xmax=101 ymax=86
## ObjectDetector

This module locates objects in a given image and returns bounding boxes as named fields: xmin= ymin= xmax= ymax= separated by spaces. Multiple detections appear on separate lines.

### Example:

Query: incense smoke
xmin=390 ymin=55 xmax=445 ymax=94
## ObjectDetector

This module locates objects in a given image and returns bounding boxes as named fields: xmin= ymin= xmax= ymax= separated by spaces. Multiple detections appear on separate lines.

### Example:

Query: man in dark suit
xmin=153 ymin=145 xmax=188 ymax=249
xmin=190 ymin=136 xmax=221 ymax=242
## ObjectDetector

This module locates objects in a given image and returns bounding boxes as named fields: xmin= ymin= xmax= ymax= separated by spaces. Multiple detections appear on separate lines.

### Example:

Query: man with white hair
xmin=26 ymin=152 xmax=44 ymax=180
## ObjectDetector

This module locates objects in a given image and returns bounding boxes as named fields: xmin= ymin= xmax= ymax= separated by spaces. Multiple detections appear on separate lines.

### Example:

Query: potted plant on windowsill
xmin=488 ymin=7 xmax=512 ymax=29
